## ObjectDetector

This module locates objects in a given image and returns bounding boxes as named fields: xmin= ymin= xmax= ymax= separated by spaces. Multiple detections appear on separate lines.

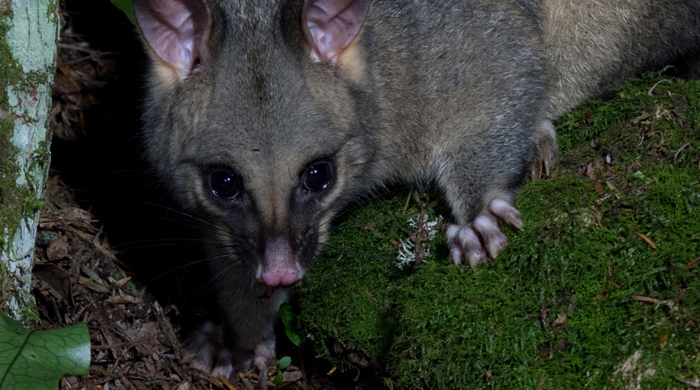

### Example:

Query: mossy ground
xmin=297 ymin=71 xmax=700 ymax=389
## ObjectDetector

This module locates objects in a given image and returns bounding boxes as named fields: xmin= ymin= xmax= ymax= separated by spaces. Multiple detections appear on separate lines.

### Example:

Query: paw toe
xmin=447 ymin=197 xmax=524 ymax=265
xmin=488 ymin=198 xmax=523 ymax=230
xmin=447 ymin=224 xmax=487 ymax=266
xmin=473 ymin=214 xmax=508 ymax=258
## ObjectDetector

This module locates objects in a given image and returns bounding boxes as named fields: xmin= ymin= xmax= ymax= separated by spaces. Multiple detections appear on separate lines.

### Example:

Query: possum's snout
xmin=261 ymin=269 xmax=299 ymax=287
xmin=258 ymin=236 xmax=303 ymax=287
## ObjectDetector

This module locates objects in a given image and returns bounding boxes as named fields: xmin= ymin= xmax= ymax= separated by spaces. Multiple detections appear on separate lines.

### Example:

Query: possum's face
xmin=134 ymin=0 xmax=374 ymax=286
xmin=159 ymin=71 xmax=372 ymax=287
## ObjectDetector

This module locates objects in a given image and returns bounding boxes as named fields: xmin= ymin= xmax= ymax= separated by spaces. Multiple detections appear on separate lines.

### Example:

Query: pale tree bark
xmin=0 ymin=0 xmax=59 ymax=322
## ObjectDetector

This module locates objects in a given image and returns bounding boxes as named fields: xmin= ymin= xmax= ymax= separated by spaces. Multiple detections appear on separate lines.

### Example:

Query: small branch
xmin=91 ymin=332 xmax=159 ymax=350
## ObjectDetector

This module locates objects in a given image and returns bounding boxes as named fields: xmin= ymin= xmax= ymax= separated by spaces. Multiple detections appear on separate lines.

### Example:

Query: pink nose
xmin=261 ymin=269 xmax=299 ymax=287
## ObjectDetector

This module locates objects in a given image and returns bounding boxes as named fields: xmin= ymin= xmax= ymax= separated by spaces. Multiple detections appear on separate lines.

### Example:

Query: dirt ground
xmin=38 ymin=1 xmax=360 ymax=389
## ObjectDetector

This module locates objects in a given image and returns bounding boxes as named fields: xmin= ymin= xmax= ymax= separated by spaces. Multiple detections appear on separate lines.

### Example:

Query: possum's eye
xmin=210 ymin=169 xmax=242 ymax=200
xmin=302 ymin=162 xmax=332 ymax=193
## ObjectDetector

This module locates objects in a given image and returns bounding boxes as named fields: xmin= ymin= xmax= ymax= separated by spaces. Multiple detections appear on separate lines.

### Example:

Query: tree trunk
xmin=0 ymin=0 xmax=59 ymax=322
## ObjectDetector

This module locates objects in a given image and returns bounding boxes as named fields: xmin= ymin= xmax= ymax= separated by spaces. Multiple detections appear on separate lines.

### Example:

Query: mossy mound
xmin=298 ymin=71 xmax=700 ymax=389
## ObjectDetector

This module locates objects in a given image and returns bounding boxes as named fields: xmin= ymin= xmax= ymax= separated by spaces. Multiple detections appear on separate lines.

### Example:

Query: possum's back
xmin=541 ymin=0 xmax=700 ymax=120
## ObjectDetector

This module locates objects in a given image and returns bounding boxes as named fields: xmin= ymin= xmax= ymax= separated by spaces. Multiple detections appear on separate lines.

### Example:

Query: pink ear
xmin=302 ymin=0 xmax=370 ymax=63
xmin=133 ymin=0 xmax=211 ymax=80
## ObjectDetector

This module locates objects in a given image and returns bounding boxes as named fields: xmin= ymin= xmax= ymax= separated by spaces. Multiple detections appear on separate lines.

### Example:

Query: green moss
xmin=298 ymin=71 xmax=700 ymax=389
xmin=300 ymin=195 xmax=416 ymax=370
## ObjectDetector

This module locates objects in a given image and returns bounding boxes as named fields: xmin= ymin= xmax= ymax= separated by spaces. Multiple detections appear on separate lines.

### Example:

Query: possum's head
xmin=133 ymin=0 xmax=374 ymax=286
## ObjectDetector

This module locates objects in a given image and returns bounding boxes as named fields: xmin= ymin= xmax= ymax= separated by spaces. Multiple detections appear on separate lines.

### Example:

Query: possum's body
xmin=132 ymin=0 xmax=700 ymax=385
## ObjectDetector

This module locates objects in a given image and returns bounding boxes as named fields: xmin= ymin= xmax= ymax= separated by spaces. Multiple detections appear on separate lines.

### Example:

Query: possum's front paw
xmin=184 ymin=321 xmax=273 ymax=388
xmin=446 ymin=198 xmax=523 ymax=266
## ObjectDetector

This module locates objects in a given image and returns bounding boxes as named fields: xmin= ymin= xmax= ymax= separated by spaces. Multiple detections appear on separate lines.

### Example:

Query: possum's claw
xmin=184 ymin=321 xmax=274 ymax=388
xmin=447 ymin=198 xmax=523 ymax=266
xmin=528 ymin=120 xmax=559 ymax=180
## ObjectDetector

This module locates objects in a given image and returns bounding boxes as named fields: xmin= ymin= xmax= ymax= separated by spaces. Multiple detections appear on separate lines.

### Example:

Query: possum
xmin=132 ymin=0 xmax=700 ymax=385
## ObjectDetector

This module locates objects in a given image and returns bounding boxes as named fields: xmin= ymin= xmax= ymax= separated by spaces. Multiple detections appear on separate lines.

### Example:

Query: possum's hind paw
xmin=447 ymin=198 xmax=523 ymax=266
xmin=184 ymin=321 xmax=273 ymax=389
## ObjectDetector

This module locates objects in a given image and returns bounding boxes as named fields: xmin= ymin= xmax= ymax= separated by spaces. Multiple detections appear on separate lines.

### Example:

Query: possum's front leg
xmin=184 ymin=276 xmax=289 ymax=390
xmin=436 ymin=127 xmax=539 ymax=265
xmin=441 ymin=120 xmax=556 ymax=265
xmin=185 ymin=321 xmax=274 ymax=380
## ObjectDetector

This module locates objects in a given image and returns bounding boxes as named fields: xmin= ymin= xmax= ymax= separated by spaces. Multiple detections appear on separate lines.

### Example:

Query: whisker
xmin=147 ymin=251 xmax=236 ymax=285
xmin=112 ymin=238 xmax=237 ymax=252
xmin=71 ymin=189 xmax=234 ymax=238
xmin=195 ymin=260 xmax=246 ymax=297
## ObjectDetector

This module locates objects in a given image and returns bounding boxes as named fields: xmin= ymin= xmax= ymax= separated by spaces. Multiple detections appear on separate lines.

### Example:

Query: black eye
xmin=210 ymin=170 xmax=241 ymax=199
xmin=302 ymin=162 xmax=332 ymax=193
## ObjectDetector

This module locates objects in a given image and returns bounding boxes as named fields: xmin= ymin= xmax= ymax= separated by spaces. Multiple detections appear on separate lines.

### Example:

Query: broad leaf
xmin=110 ymin=0 xmax=136 ymax=25
xmin=0 ymin=314 xmax=90 ymax=390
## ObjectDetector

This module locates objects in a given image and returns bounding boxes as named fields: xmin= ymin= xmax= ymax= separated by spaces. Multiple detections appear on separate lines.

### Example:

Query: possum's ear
xmin=133 ymin=0 xmax=211 ymax=80
xmin=302 ymin=0 xmax=369 ymax=63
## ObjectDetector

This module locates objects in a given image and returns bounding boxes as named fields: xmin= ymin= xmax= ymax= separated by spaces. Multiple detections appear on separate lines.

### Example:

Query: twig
xmin=674 ymin=377 xmax=700 ymax=387
xmin=647 ymin=79 xmax=671 ymax=95
xmin=57 ymin=51 xmax=119 ymax=67
xmin=674 ymin=142 xmax=690 ymax=163
xmin=536 ymin=374 xmax=547 ymax=390
xmin=218 ymin=375 xmax=238 ymax=390
xmin=413 ymin=191 xmax=426 ymax=265
xmin=402 ymin=189 xmax=413 ymax=214
xmin=57 ymin=42 xmax=98 ymax=54
xmin=91 ymin=332 xmax=159 ymax=350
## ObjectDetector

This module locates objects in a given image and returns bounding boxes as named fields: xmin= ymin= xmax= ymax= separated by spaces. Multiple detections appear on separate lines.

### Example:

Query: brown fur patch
xmin=153 ymin=61 xmax=181 ymax=90
xmin=337 ymin=37 xmax=366 ymax=85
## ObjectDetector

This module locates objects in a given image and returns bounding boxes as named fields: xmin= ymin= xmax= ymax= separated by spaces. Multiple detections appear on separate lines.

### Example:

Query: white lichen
xmin=396 ymin=212 xmax=444 ymax=269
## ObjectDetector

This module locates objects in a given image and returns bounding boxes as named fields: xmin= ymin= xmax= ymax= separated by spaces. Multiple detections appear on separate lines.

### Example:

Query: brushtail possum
xmin=132 ymin=0 xmax=700 ymax=383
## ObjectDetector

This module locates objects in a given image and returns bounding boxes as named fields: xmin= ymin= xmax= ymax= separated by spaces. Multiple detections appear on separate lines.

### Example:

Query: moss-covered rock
xmin=298 ymin=71 xmax=700 ymax=389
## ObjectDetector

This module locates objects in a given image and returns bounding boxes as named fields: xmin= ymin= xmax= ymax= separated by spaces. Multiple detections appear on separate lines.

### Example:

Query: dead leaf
xmin=684 ymin=255 xmax=700 ymax=270
xmin=635 ymin=232 xmax=657 ymax=250
xmin=554 ymin=313 xmax=568 ymax=326
xmin=282 ymin=370 xmax=303 ymax=383
xmin=631 ymin=295 xmax=659 ymax=304
xmin=593 ymin=180 xmax=604 ymax=196
xmin=46 ymin=233 xmax=70 ymax=261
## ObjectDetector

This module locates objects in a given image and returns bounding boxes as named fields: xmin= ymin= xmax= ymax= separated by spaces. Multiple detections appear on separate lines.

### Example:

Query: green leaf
xmin=279 ymin=303 xmax=304 ymax=346
xmin=285 ymin=327 xmax=303 ymax=347
xmin=272 ymin=371 xmax=283 ymax=385
xmin=278 ymin=356 xmax=292 ymax=370
xmin=279 ymin=302 xmax=295 ymax=326
xmin=110 ymin=0 xmax=136 ymax=25
xmin=0 ymin=314 xmax=90 ymax=390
